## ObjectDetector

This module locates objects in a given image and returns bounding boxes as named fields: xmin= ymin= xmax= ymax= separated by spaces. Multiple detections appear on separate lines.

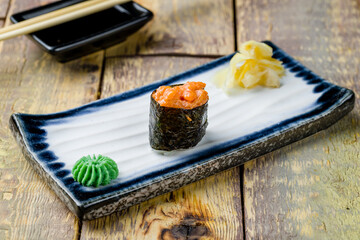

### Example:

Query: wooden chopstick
xmin=0 ymin=0 xmax=105 ymax=34
xmin=0 ymin=0 xmax=129 ymax=41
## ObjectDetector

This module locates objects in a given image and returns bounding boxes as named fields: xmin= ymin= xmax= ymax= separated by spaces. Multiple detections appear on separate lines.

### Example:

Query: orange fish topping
xmin=152 ymin=82 xmax=208 ymax=109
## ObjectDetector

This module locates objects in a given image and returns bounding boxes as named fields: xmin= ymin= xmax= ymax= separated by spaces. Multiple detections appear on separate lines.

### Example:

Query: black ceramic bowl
xmin=11 ymin=0 xmax=153 ymax=62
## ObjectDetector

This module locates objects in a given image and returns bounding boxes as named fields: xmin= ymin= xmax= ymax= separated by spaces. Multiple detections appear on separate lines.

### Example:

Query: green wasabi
xmin=72 ymin=154 xmax=119 ymax=187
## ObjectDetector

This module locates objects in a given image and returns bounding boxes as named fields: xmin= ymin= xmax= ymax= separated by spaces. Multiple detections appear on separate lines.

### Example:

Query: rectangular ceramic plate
xmin=10 ymin=42 xmax=355 ymax=220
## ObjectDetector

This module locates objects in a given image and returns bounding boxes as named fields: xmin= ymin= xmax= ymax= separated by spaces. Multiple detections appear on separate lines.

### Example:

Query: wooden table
xmin=1 ymin=0 xmax=359 ymax=239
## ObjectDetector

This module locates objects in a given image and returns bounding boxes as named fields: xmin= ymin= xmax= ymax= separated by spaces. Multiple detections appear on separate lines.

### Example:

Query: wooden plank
xmin=3 ymin=0 xmax=59 ymax=19
xmin=0 ymin=1 xmax=104 ymax=239
xmin=0 ymin=0 xmax=10 ymax=18
xmin=106 ymin=0 xmax=234 ymax=57
xmin=236 ymin=0 xmax=360 ymax=238
xmin=81 ymin=56 xmax=244 ymax=240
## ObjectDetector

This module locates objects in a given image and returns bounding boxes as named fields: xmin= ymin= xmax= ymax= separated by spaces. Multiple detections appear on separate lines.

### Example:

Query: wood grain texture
xmin=236 ymin=0 xmax=360 ymax=238
xmin=106 ymin=0 xmax=234 ymax=57
xmin=0 ymin=1 xmax=104 ymax=239
xmin=81 ymin=56 xmax=244 ymax=240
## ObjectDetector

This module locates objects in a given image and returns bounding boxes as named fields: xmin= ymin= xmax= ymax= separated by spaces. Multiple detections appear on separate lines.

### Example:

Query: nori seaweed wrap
xmin=149 ymin=83 xmax=208 ymax=151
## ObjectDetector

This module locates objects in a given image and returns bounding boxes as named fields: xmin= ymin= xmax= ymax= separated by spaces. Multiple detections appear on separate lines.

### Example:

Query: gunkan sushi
xmin=149 ymin=82 xmax=209 ymax=151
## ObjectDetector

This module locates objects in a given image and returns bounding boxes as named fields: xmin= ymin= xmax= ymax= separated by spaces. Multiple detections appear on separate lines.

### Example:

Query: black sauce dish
xmin=11 ymin=0 xmax=153 ymax=62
